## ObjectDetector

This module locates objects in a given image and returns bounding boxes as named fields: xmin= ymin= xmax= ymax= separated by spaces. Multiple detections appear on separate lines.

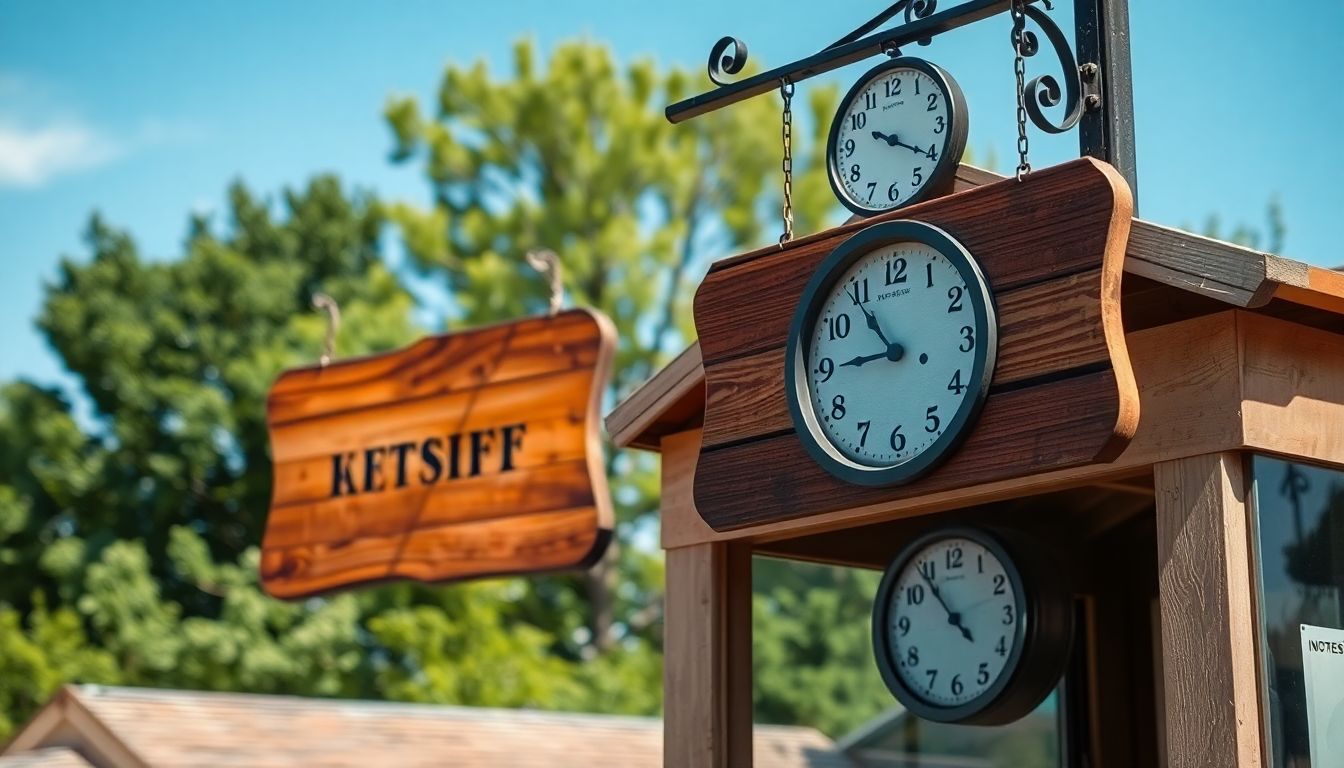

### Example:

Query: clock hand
xmin=916 ymin=566 xmax=975 ymax=644
xmin=840 ymin=352 xmax=886 ymax=368
xmin=870 ymin=130 xmax=899 ymax=146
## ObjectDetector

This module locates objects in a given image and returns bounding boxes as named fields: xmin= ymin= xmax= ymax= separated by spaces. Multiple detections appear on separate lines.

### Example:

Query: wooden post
xmin=663 ymin=542 xmax=752 ymax=767
xmin=1153 ymin=453 xmax=1263 ymax=767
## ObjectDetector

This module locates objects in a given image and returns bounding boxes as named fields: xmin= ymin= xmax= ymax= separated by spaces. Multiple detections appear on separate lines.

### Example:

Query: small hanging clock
xmin=826 ymin=57 xmax=969 ymax=217
xmin=872 ymin=526 xmax=1074 ymax=725
xmin=785 ymin=220 xmax=996 ymax=487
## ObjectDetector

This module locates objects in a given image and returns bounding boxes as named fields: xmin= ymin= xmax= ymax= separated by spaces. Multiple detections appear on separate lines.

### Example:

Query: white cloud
xmin=0 ymin=120 xmax=121 ymax=188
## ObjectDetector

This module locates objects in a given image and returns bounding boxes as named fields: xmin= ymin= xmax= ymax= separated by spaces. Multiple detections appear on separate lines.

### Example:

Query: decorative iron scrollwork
xmin=1014 ymin=4 xmax=1082 ymax=135
xmin=708 ymin=36 xmax=749 ymax=87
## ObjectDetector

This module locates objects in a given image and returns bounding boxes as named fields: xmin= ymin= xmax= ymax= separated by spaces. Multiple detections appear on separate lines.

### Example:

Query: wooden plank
xmin=1153 ymin=453 xmax=1263 ymax=767
xmin=663 ymin=543 xmax=752 ymax=768
xmin=605 ymin=342 xmax=704 ymax=451
xmin=664 ymin=311 xmax=1243 ymax=548
xmin=696 ymin=370 xmax=1124 ymax=530
xmin=1239 ymin=311 xmax=1344 ymax=467
xmin=697 ymin=158 xmax=1130 ymax=366
xmin=260 ymin=308 xmax=616 ymax=599
xmin=701 ymin=268 xmax=1110 ymax=449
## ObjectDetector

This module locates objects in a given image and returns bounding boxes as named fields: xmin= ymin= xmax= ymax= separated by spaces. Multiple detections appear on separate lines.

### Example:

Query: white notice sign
xmin=1301 ymin=623 xmax=1344 ymax=766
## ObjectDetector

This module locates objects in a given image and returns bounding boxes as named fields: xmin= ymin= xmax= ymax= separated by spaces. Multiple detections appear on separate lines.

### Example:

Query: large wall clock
xmin=785 ymin=220 xmax=996 ymax=487
xmin=871 ymin=526 xmax=1074 ymax=725
xmin=826 ymin=57 xmax=969 ymax=217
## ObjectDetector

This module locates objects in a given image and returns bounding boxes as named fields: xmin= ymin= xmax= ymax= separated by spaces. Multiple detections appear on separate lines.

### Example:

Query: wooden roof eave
xmin=606 ymin=165 xmax=1344 ymax=453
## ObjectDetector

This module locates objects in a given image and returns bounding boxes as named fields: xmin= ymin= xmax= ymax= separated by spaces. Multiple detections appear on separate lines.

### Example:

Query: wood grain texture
xmin=663 ymin=312 xmax=1242 ymax=548
xmin=1153 ymin=453 xmax=1263 ymax=767
xmin=692 ymin=158 xmax=1137 ymax=531
xmin=261 ymin=309 xmax=615 ymax=599
xmin=604 ymin=342 xmax=704 ymax=452
xmin=663 ymin=543 xmax=752 ymax=768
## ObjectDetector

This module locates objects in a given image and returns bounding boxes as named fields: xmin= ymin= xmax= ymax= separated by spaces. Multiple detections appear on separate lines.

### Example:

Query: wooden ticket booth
xmin=607 ymin=160 xmax=1344 ymax=767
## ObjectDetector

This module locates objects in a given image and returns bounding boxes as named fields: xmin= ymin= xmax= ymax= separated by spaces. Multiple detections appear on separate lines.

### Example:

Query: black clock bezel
xmin=871 ymin=525 xmax=1074 ymax=726
xmin=825 ymin=57 xmax=969 ymax=218
xmin=785 ymin=220 xmax=996 ymax=487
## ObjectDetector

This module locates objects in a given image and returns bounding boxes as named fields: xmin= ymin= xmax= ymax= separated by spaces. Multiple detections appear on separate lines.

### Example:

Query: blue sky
xmin=3 ymin=0 xmax=1342 ymax=393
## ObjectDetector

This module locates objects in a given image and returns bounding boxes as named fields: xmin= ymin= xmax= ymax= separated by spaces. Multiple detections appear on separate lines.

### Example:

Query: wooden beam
xmin=663 ymin=543 xmax=752 ymax=768
xmin=1153 ymin=453 xmax=1263 ymax=767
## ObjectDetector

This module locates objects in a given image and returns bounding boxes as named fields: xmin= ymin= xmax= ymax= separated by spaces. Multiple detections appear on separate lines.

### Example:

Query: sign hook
xmin=526 ymin=249 xmax=564 ymax=316
xmin=311 ymin=292 xmax=340 ymax=367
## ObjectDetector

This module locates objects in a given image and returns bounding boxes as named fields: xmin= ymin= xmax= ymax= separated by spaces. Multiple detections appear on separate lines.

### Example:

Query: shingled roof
xmin=2 ymin=686 xmax=851 ymax=768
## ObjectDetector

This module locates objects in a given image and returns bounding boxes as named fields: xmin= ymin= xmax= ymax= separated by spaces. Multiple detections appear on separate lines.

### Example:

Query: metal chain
xmin=779 ymin=77 xmax=795 ymax=244
xmin=1010 ymin=0 xmax=1031 ymax=181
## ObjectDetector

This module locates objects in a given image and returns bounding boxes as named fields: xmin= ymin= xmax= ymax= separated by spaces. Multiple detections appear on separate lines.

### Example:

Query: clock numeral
xmin=890 ymin=425 xmax=906 ymax=452
xmin=945 ymin=546 xmax=963 ymax=570
xmin=884 ymin=77 xmax=902 ymax=98
xmin=995 ymin=636 xmax=1007 ymax=657
xmin=993 ymin=574 xmax=1006 ymax=595
xmin=914 ymin=77 xmax=922 ymax=96
xmin=816 ymin=357 xmax=834 ymax=383
xmin=831 ymin=394 xmax=847 ymax=420
xmin=851 ymin=112 xmax=867 ymax=130
xmin=866 ymin=181 xmax=877 ymax=201
xmin=959 ymin=325 xmax=974 ymax=352
xmin=950 ymin=674 xmax=964 ymax=696
xmin=934 ymin=115 xmax=946 ymax=134
xmin=856 ymin=420 xmax=871 ymax=448
xmin=1002 ymin=604 xmax=1015 ymax=625
xmin=925 ymin=262 xmax=934 ymax=288
xmin=897 ymin=616 xmax=911 ymax=636
xmin=912 ymin=166 xmax=924 ymax=187
xmin=947 ymin=369 xmax=966 ymax=396
xmin=924 ymin=405 xmax=940 ymax=434
xmin=977 ymin=554 xmax=984 ymax=573
xmin=826 ymin=314 xmax=851 ymax=340
xmin=977 ymin=663 xmax=990 ymax=685
xmin=927 ymin=92 xmax=940 ymax=112
xmin=905 ymin=584 xmax=925 ymax=605
xmin=907 ymin=646 xmax=920 ymax=666
xmin=926 ymin=669 xmax=938 ymax=689
xmin=947 ymin=285 xmax=964 ymax=313
xmin=885 ymin=257 xmax=908 ymax=286
xmin=928 ymin=144 xmax=939 ymax=161
xmin=843 ymin=138 xmax=855 ymax=157
xmin=847 ymin=279 xmax=871 ymax=305
xmin=864 ymin=91 xmax=877 ymax=110
xmin=919 ymin=560 xmax=936 ymax=581
xmin=887 ymin=182 xmax=900 ymax=202
xmin=849 ymin=164 xmax=862 ymax=183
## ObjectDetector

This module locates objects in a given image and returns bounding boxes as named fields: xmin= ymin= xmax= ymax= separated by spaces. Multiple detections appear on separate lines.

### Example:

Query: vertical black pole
xmin=1074 ymin=0 xmax=1139 ymax=211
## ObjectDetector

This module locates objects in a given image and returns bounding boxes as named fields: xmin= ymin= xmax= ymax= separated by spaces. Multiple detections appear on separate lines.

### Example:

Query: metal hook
xmin=526 ymin=249 xmax=564 ymax=317
xmin=311 ymin=293 xmax=340 ymax=367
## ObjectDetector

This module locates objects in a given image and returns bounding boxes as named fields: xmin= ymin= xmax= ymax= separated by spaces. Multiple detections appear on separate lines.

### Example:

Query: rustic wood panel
xmin=663 ymin=542 xmax=752 ymax=768
xmin=696 ymin=370 xmax=1124 ymax=529
xmin=1153 ymin=453 xmax=1263 ymax=767
xmin=692 ymin=159 xmax=1137 ymax=531
xmin=261 ymin=309 xmax=615 ymax=599
xmin=701 ymin=267 xmax=1109 ymax=450
xmin=697 ymin=159 xmax=1130 ymax=366
xmin=663 ymin=313 xmax=1242 ymax=548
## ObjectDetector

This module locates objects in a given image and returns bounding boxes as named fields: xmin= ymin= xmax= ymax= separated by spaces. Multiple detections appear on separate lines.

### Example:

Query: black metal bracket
xmin=668 ymin=0 xmax=1139 ymax=206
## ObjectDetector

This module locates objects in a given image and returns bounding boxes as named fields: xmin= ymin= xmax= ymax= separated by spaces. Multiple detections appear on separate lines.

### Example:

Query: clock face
xmin=883 ymin=534 xmax=1025 ymax=709
xmin=827 ymin=58 xmax=968 ymax=216
xmin=786 ymin=221 xmax=996 ymax=487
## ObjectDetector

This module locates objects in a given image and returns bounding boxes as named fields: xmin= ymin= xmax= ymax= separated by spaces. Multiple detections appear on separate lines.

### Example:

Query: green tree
xmin=382 ymin=39 xmax=838 ymax=657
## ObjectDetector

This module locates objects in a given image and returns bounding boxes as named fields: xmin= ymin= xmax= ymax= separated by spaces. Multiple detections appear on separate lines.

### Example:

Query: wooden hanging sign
xmin=260 ymin=309 xmax=615 ymax=599
xmin=692 ymin=158 xmax=1138 ymax=531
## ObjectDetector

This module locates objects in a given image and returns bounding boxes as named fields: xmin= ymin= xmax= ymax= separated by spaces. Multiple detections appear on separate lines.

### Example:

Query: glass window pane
xmin=1250 ymin=455 xmax=1344 ymax=767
